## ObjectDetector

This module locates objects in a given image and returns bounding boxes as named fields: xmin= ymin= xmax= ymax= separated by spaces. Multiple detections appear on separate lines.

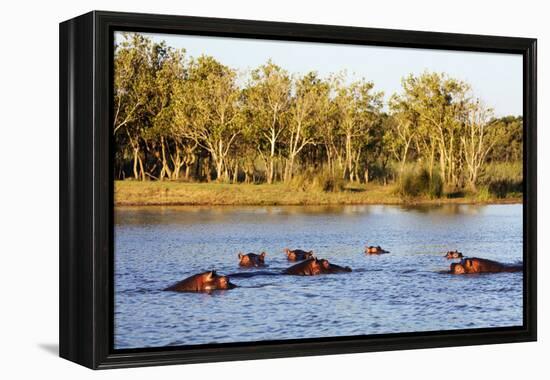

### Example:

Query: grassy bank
xmin=114 ymin=181 xmax=522 ymax=206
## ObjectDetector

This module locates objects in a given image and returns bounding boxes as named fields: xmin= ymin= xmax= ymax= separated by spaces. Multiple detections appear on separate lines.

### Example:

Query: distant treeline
xmin=114 ymin=33 xmax=522 ymax=194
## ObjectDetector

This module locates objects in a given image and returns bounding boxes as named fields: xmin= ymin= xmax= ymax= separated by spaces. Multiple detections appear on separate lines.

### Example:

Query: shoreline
xmin=114 ymin=181 xmax=522 ymax=207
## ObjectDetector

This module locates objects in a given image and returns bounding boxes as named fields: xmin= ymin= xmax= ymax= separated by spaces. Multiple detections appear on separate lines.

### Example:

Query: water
xmin=114 ymin=204 xmax=523 ymax=349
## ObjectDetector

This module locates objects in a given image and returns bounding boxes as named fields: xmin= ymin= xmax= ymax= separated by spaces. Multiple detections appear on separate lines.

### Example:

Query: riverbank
xmin=114 ymin=181 xmax=522 ymax=206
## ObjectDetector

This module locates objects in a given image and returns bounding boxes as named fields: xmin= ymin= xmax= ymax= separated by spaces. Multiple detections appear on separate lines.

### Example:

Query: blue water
xmin=114 ymin=204 xmax=523 ymax=349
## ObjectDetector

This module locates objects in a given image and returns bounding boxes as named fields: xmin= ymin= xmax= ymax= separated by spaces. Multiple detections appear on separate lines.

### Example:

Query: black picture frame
xmin=59 ymin=10 xmax=537 ymax=369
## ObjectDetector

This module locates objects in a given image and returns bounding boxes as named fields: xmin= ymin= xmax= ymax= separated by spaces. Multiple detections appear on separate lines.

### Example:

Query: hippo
xmin=365 ymin=245 xmax=389 ymax=255
xmin=284 ymin=257 xmax=322 ymax=276
xmin=318 ymin=259 xmax=352 ymax=274
xmin=284 ymin=248 xmax=315 ymax=261
xmin=450 ymin=258 xmax=523 ymax=274
xmin=445 ymin=250 xmax=463 ymax=259
xmin=238 ymin=252 xmax=266 ymax=267
xmin=164 ymin=271 xmax=237 ymax=292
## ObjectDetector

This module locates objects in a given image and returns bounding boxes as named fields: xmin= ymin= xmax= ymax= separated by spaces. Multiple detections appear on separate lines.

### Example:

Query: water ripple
xmin=114 ymin=204 xmax=523 ymax=349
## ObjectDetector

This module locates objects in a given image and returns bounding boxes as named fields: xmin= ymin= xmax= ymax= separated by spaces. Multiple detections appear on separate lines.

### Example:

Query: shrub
xmin=476 ymin=186 xmax=491 ymax=202
xmin=313 ymin=169 xmax=346 ymax=192
xmin=288 ymin=167 xmax=345 ymax=193
xmin=398 ymin=167 xmax=443 ymax=199
xmin=488 ymin=180 xmax=523 ymax=198
xmin=479 ymin=161 xmax=523 ymax=198
xmin=428 ymin=171 xmax=444 ymax=198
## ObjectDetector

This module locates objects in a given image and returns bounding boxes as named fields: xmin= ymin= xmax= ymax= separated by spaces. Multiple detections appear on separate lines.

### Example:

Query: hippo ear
xmin=260 ymin=252 xmax=266 ymax=258
xmin=238 ymin=252 xmax=243 ymax=259
xmin=205 ymin=271 xmax=215 ymax=281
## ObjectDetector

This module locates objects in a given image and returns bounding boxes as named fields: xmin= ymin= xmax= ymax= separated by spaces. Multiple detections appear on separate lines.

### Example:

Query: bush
xmin=398 ymin=167 xmax=443 ymax=199
xmin=476 ymin=186 xmax=491 ymax=202
xmin=428 ymin=171 xmax=444 ymax=198
xmin=479 ymin=162 xmax=523 ymax=198
xmin=488 ymin=180 xmax=523 ymax=198
xmin=314 ymin=169 xmax=346 ymax=192
xmin=288 ymin=167 xmax=345 ymax=193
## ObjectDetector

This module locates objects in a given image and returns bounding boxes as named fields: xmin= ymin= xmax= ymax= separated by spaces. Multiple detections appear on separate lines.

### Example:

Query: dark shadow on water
xmin=227 ymin=270 xmax=283 ymax=278
xmin=38 ymin=343 xmax=59 ymax=356
xmin=239 ymin=283 xmax=278 ymax=289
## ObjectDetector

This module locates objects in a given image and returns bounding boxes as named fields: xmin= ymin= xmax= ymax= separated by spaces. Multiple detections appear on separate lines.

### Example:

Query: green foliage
xmin=288 ymin=168 xmax=346 ymax=193
xmin=112 ymin=32 xmax=523 ymax=201
xmin=475 ymin=186 xmax=491 ymax=202
xmin=486 ymin=116 xmax=523 ymax=163
xmin=479 ymin=162 xmax=523 ymax=198
xmin=397 ymin=167 xmax=443 ymax=199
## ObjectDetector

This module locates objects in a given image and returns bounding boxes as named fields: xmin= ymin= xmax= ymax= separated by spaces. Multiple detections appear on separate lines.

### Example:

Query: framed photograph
xmin=59 ymin=11 xmax=537 ymax=369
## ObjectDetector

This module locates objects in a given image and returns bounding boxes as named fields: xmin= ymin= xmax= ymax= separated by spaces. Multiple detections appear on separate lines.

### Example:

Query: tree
xmin=173 ymin=56 xmax=241 ymax=182
xmin=147 ymin=46 xmax=187 ymax=180
xmin=388 ymin=95 xmax=418 ymax=176
xmin=461 ymin=100 xmax=495 ymax=188
xmin=333 ymin=77 xmax=383 ymax=182
xmin=284 ymin=72 xmax=328 ymax=182
xmin=113 ymin=33 xmax=157 ymax=180
xmin=244 ymin=61 xmax=291 ymax=184
xmin=317 ymin=77 xmax=342 ymax=177
xmin=113 ymin=33 xmax=522 ymax=193
xmin=395 ymin=72 xmax=470 ymax=186
xmin=486 ymin=116 xmax=523 ymax=163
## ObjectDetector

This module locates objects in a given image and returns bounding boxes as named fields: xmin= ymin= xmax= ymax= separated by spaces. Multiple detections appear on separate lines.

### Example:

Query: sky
xmin=115 ymin=32 xmax=523 ymax=117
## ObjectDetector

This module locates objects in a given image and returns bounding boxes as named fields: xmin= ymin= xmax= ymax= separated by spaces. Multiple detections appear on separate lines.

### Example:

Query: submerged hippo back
xmin=454 ymin=258 xmax=523 ymax=274
xmin=164 ymin=272 xmax=210 ymax=292
xmin=284 ymin=258 xmax=321 ymax=275
xmin=474 ymin=258 xmax=522 ymax=273
xmin=165 ymin=271 xmax=237 ymax=292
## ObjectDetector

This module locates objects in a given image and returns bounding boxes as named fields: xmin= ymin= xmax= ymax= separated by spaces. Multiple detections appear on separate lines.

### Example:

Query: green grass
xmin=114 ymin=180 xmax=522 ymax=206
xmin=479 ymin=161 xmax=523 ymax=199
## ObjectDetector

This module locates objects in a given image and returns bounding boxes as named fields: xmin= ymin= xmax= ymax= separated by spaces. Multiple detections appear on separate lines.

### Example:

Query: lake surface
xmin=114 ymin=204 xmax=523 ymax=349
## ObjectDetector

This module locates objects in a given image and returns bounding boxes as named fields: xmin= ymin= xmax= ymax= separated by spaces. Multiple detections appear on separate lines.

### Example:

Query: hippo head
xmin=238 ymin=252 xmax=267 ymax=266
xmin=319 ymin=259 xmax=331 ymax=271
xmin=284 ymin=249 xmax=298 ymax=261
xmin=445 ymin=250 xmax=463 ymax=259
xmin=450 ymin=262 xmax=466 ymax=274
xmin=309 ymin=258 xmax=322 ymax=275
xmin=238 ymin=252 xmax=250 ymax=265
xmin=366 ymin=246 xmax=380 ymax=253
xmin=213 ymin=274 xmax=237 ymax=289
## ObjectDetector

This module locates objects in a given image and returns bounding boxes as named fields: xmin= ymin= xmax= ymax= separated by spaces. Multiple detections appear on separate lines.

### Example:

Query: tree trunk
xmin=138 ymin=154 xmax=145 ymax=181
xmin=267 ymin=138 xmax=275 ymax=184
xmin=132 ymin=147 xmax=140 ymax=180
xmin=285 ymin=156 xmax=295 ymax=182
xmin=232 ymin=160 xmax=239 ymax=183
xmin=159 ymin=137 xmax=172 ymax=181
xmin=215 ymin=160 xmax=224 ymax=182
